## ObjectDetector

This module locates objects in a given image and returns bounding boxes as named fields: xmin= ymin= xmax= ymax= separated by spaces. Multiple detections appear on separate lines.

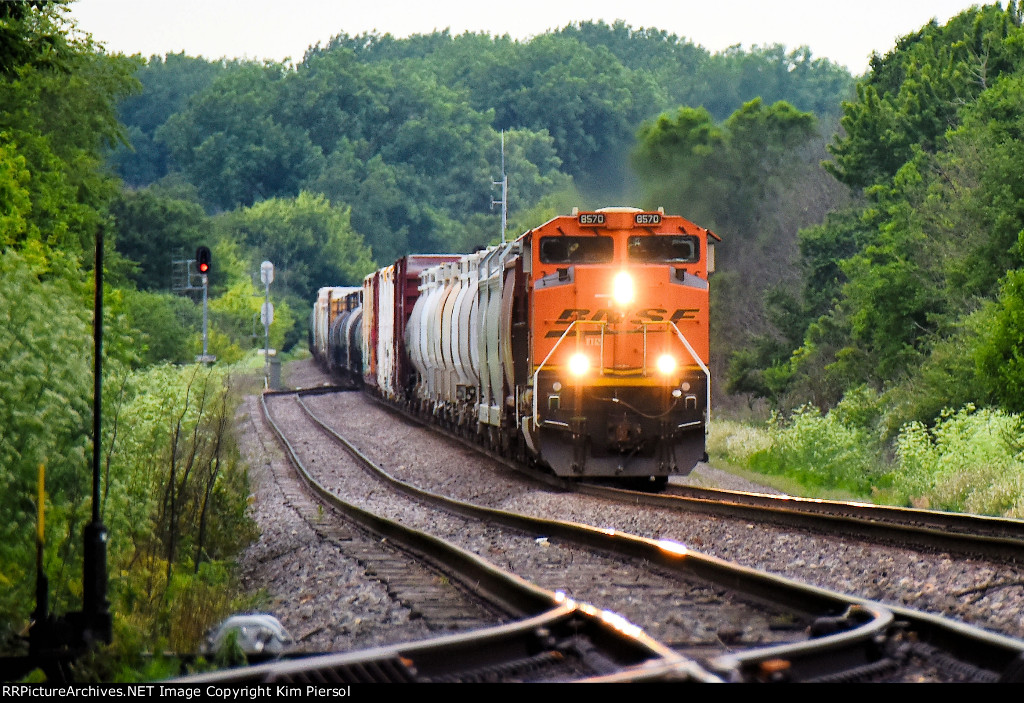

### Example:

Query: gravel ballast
xmin=234 ymin=360 xmax=1024 ymax=659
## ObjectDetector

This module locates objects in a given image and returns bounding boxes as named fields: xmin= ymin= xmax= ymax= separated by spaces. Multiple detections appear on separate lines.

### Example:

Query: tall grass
xmin=11 ymin=362 xmax=262 ymax=681
xmin=712 ymin=398 xmax=1024 ymax=517
xmin=892 ymin=405 xmax=1024 ymax=516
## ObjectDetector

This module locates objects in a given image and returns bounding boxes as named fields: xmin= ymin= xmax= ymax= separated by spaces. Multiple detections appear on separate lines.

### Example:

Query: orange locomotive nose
xmin=531 ymin=208 xmax=710 ymax=379
xmin=526 ymin=207 xmax=713 ymax=480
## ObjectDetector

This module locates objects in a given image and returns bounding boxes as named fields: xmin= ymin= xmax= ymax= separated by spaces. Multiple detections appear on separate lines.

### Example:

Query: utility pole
xmin=492 ymin=130 xmax=508 ymax=244
xmin=260 ymin=261 xmax=274 ymax=388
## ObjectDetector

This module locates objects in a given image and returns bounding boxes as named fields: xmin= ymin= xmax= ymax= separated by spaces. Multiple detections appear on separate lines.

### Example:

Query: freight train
xmin=310 ymin=207 xmax=717 ymax=488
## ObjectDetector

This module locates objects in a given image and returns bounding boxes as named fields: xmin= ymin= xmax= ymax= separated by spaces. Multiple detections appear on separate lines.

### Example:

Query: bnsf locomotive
xmin=310 ymin=207 xmax=717 ymax=487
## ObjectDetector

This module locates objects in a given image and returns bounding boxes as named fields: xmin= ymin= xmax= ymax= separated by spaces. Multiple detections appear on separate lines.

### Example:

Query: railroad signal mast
xmin=19 ymin=227 xmax=112 ymax=682
xmin=195 ymin=246 xmax=215 ymax=364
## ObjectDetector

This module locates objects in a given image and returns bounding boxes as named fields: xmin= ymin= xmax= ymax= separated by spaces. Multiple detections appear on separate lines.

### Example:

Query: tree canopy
xmin=112 ymin=23 xmax=854 ymax=269
xmin=735 ymin=2 xmax=1024 ymax=426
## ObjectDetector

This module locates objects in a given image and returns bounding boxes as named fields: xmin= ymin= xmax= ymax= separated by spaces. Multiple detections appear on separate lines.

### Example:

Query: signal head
xmin=196 ymin=246 xmax=211 ymax=274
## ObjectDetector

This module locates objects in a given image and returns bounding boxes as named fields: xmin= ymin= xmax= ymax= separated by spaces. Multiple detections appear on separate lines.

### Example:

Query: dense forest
xmin=107 ymin=19 xmax=855 ymax=358
xmin=6 ymin=0 xmax=1024 ymax=674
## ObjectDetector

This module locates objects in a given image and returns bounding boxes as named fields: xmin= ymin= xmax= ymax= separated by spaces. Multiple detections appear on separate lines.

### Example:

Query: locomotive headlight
xmin=656 ymin=354 xmax=676 ymax=376
xmin=568 ymin=352 xmax=590 ymax=377
xmin=612 ymin=271 xmax=634 ymax=306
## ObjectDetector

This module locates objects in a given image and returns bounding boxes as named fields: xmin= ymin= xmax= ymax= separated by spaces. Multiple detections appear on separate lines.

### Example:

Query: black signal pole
xmin=19 ymin=229 xmax=112 ymax=682
xmin=81 ymin=226 xmax=111 ymax=644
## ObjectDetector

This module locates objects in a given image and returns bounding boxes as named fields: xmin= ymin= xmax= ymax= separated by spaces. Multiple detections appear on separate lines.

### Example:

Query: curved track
xmin=340 ymin=377 xmax=1024 ymax=563
xmin=181 ymin=387 xmax=1024 ymax=683
xmin=580 ymin=483 xmax=1024 ymax=563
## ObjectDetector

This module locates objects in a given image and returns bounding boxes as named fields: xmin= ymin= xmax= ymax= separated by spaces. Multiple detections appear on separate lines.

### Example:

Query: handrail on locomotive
xmin=530 ymin=318 xmax=711 ymax=431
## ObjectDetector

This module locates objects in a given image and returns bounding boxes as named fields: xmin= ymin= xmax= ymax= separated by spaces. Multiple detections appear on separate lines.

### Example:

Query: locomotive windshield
xmin=539 ymin=236 xmax=614 ymax=264
xmin=627 ymin=235 xmax=700 ymax=263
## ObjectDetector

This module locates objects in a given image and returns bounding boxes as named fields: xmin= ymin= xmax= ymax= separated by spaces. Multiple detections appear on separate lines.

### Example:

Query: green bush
xmin=722 ymin=394 xmax=1024 ymax=517
xmin=743 ymin=388 xmax=889 ymax=495
xmin=747 ymin=403 xmax=888 ymax=494
xmin=892 ymin=404 xmax=1024 ymax=516
xmin=0 ymin=252 xmax=93 ymax=640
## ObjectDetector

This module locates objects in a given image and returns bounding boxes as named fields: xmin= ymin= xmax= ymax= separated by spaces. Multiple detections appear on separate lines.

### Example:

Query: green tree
xmin=557 ymin=19 xmax=709 ymax=107
xmin=788 ymin=58 xmax=1024 ymax=404
xmin=0 ymin=9 xmax=137 ymax=267
xmin=464 ymin=33 xmax=663 ymax=190
xmin=217 ymin=191 xmax=374 ymax=302
xmin=0 ymin=251 xmax=93 ymax=636
xmin=157 ymin=61 xmax=324 ymax=211
xmin=827 ymin=2 xmax=1024 ymax=190
xmin=632 ymin=105 xmax=726 ymax=226
xmin=695 ymin=44 xmax=853 ymax=121
xmin=110 ymin=53 xmax=225 ymax=187
xmin=280 ymin=47 xmax=393 ymax=155
xmin=116 ymin=289 xmax=201 ymax=365
xmin=797 ymin=209 xmax=874 ymax=321
xmin=206 ymin=279 xmax=297 ymax=356
xmin=633 ymin=99 xmax=838 ymax=407
xmin=736 ymin=5 xmax=1024 ymax=412
xmin=110 ymin=188 xmax=211 ymax=291
xmin=720 ymin=98 xmax=819 ymax=234
xmin=0 ymin=135 xmax=32 ymax=245
xmin=950 ymin=72 xmax=1024 ymax=294
xmin=0 ymin=1 xmax=73 ymax=78
xmin=633 ymin=98 xmax=819 ymax=236
xmin=0 ymin=0 xmax=264 ymax=661
xmin=976 ymin=269 xmax=1024 ymax=412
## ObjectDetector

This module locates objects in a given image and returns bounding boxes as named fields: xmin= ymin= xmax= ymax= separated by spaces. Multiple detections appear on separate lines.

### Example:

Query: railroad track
xmin=577 ymin=482 xmax=1024 ymax=563
xmin=338 ymin=379 xmax=1024 ymax=563
xmin=178 ymin=388 xmax=1024 ymax=683
xmin=300 ymin=385 xmax=1024 ymax=635
xmin=237 ymin=391 xmax=691 ymax=682
xmin=260 ymin=433 xmax=508 ymax=640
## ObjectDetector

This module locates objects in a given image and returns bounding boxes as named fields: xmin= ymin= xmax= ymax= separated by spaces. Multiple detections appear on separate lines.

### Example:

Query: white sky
xmin=70 ymin=0 xmax=986 ymax=75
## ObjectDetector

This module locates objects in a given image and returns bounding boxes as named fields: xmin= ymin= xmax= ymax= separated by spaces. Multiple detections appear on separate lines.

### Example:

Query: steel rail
xmin=295 ymin=387 xmax=1024 ymax=682
xmin=174 ymin=607 xmax=718 ymax=684
xmin=582 ymin=482 xmax=1024 ymax=562
xmin=296 ymin=353 xmax=1024 ymax=564
xmin=254 ymin=391 xmax=695 ymax=682
xmin=668 ymin=483 xmax=1024 ymax=540
xmin=358 ymin=382 xmax=1024 ymax=562
xmin=192 ymin=387 xmax=1024 ymax=683
xmin=284 ymin=390 xmax=963 ymax=683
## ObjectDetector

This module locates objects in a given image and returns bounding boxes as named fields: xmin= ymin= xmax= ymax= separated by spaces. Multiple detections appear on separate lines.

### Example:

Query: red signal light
xmin=196 ymin=246 xmax=211 ymax=274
